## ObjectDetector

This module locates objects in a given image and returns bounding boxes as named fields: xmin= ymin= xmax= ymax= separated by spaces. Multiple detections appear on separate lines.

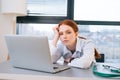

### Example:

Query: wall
xmin=0 ymin=0 xmax=15 ymax=62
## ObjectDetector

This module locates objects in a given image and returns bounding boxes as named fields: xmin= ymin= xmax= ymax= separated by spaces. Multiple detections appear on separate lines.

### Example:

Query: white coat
xmin=50 ymin=37 xmax=95 ymax=69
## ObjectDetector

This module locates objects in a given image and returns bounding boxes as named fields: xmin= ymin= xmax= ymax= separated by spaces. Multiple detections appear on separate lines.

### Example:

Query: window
xmin=78 ymin=25 xmax=120 ymax=62
xmin=27 ymin=0 xmax=67 ymax=16
xmin=74 ymin=0 xmax=120 ymax=21
xmin=73 ymin=0 xmax=120 ymax=62
xmin=17 ymin=23 xmax=120 ymax=62
xmin=17 ymin=23 xmax=56 ymax=40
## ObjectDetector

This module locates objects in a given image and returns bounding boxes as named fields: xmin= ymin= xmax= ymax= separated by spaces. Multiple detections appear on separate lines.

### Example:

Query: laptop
xmin=5 ymin=35 xmax=70 ymax=73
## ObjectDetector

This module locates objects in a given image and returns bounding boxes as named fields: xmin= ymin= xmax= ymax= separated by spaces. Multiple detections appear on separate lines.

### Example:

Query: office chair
xmin=96 ymin=54 xmax=105 ymax=62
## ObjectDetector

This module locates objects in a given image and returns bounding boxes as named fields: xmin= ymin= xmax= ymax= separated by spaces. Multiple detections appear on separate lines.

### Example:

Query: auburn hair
xmin=58 ymin=19 xmax=78 ymax=32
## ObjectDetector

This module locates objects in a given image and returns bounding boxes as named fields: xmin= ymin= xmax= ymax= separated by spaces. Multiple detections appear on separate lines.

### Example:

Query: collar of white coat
xmin=63 ymin=37 xmax=82 ymax=55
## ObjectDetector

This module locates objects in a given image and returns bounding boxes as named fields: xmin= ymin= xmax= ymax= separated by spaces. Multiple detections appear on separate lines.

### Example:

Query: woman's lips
xmin=62 ymin=40 xmax=69 ymax=43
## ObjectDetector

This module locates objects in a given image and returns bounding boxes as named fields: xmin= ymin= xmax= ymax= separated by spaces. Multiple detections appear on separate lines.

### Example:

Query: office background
xmin=0 ymin=0 xmax=120 ymax=63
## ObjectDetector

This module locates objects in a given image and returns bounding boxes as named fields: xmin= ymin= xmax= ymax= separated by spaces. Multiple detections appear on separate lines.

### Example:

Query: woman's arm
xmin=52 ymin=26 xmax=60 ymax=47
xmin=69 ymin=40 xmax=95 ymax=68
xmin=50 ymin=26 xmax=62 ymax=63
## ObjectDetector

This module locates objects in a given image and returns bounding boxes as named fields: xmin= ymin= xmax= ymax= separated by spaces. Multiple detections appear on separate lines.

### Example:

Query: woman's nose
xmin=62 ymin=34 xmax=67 ymax=38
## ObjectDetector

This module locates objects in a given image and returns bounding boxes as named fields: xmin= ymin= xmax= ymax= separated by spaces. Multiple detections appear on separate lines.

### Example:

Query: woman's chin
xmin=63 ymin=42 xmax=69 ymax=46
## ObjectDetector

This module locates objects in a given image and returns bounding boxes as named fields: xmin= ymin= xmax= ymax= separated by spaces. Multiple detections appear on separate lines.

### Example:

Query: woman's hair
xmin=58 ymin=19 xmax=78 ymax=32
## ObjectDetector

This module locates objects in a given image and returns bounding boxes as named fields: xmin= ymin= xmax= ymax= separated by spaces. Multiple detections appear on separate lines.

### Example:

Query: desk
xmin=0 ymin=61 xmax=119 ymax=80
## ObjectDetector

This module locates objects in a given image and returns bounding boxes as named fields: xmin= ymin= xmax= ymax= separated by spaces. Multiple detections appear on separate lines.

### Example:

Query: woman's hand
xmin=64 ymin=57 xmax=74 ymax=63
xmin=53 ymin=26 xmax=59 ymax=36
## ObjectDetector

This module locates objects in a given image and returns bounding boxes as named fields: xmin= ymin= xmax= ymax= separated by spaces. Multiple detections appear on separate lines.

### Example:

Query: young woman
xmin=50 ymin=19 xmax=100 ymax=68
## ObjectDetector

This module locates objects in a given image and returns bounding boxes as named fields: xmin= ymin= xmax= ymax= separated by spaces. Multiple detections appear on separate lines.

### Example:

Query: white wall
xmin=0 ymin=0 xmax=15 ymax=62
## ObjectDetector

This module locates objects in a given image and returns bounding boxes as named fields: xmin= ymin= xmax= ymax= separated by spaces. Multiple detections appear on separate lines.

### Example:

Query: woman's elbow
xmin=70 ymin=58 xmax=93 ymax=69
xmin=80 ymin=61 xmax=92 ymax=68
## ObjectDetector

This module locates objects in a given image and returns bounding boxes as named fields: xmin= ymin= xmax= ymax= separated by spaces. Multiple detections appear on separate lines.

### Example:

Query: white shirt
xmin=50 ymin=37 xmax=95 ymax=69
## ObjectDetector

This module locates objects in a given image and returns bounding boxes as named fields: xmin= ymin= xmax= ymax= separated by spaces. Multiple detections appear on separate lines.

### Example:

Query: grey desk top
xmin=0 ymin=61 xmax=119 ymax=80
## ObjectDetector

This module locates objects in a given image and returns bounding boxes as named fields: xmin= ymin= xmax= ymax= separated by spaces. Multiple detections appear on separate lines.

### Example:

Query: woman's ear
xmin=75 ymin=32 xmax=79 ymax=36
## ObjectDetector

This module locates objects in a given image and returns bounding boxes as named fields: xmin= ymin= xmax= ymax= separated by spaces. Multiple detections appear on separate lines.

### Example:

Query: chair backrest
xmin=96 ymin=54 xmax=105 ymax=62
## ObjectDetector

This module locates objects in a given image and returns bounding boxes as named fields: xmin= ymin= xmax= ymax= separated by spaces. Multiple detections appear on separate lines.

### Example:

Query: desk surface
xmin=0 ymin=61 xmax=119 ymax=80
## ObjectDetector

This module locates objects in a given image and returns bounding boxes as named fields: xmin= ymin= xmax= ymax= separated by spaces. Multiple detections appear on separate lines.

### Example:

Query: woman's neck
xmin=67 ymin=45 xmax=76 ymax=54
xmin=67 ymin=39 xmax=77 ymax=53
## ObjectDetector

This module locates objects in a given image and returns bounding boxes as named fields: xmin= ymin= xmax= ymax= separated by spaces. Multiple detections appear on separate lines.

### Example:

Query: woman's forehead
xmin=59 ymin=25 xmax=73 ymax=32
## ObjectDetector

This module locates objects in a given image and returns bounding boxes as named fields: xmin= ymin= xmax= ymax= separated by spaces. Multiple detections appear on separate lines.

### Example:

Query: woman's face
xmin=59 ymin=24 xmax=78 ymax=46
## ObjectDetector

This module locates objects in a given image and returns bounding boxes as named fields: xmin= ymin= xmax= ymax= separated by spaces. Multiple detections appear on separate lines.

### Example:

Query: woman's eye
xmin=67 ymin=31 xmax=71 ymax=34
xmin=59 ymin=32 xmax=63 ymax=35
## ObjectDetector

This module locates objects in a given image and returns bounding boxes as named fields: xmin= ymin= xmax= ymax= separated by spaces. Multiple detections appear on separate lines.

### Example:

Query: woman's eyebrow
xmin=65 ymin=30 xmax=71 ymax=32
xmin=59 ymin=29 xmax=70 ymax=32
